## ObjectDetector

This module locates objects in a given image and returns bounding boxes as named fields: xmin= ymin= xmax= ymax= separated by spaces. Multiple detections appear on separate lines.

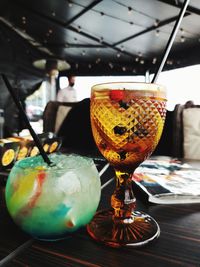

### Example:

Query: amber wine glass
xmin=87 ymin=82 xmax=167 ymax=247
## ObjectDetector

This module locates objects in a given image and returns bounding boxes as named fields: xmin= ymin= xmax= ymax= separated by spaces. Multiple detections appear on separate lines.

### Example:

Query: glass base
xmin=87 ymin=209 xmax=160 ymax=248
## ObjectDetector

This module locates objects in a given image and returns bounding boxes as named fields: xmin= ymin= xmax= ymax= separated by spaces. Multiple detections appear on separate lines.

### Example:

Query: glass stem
xmin=111 ymin=169 xmax=136 ymax=222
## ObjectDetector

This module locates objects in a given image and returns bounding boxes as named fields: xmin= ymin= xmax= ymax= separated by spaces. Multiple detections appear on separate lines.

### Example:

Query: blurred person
xmin=57 ymin=75 xmax=77 ymax=102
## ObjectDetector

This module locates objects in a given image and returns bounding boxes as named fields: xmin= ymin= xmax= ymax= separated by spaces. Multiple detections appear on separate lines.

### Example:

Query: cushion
xmin=54 ymin=105 xmax=72 ymax=133
xmin=183 ymin=108 xmax=200 ymax=159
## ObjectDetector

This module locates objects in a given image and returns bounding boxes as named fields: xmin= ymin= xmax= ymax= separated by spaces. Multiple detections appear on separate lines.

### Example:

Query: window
xmin=59 ymin=64 xmax=200 ymax=111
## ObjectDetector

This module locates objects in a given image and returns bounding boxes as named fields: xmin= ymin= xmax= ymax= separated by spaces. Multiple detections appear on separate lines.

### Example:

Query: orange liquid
xmin=91 ymin=89 xmax=166 ymax=171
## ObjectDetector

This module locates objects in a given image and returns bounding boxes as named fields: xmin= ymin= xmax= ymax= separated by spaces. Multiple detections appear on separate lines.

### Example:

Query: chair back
xmin=173 ymin=101 xmax=200 ymax=159
xmin=43 ymin=101 xmax=77 ymax=133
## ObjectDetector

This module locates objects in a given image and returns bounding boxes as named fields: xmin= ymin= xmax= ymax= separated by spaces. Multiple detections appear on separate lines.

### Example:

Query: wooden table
xmin=0 ymin=157 xmax=200 ymax=267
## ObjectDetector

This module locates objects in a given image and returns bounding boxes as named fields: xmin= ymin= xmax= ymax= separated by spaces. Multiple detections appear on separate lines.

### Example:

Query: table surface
xmin=0 ymin=156 xmax=200 ymax=267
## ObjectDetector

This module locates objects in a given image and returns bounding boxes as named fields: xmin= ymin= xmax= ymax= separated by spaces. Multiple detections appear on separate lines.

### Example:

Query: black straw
xmin=2 ymin=74 xmax=52 ymax=166
xmin=151 ymin=0 xmax=190 ymax=83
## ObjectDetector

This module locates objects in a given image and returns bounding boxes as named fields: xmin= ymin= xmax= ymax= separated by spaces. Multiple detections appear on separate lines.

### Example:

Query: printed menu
xmin=133 ymin=158 xmax=200 ymax=204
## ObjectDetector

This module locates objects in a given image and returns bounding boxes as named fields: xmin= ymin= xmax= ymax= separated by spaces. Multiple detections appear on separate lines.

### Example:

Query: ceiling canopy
xmin=0 ymin=0 xmax=200 ymax=80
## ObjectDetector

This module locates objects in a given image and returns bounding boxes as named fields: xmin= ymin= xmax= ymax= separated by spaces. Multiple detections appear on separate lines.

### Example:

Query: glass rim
xmin=91 ymin=81 xmax=166 ymax=92
xmin=12 ymin=154 xmax=95 ymax=171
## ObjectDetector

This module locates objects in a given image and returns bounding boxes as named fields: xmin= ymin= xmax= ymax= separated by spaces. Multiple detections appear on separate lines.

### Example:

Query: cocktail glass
xmin=87 ymin=82 xmax=167 ymax=247
xmin=5 ymin=153 xmax=101 ymax=240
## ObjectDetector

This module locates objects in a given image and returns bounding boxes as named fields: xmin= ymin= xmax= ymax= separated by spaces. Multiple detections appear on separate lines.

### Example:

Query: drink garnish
xmin=110 ymin=90 xmax=124 ymax=101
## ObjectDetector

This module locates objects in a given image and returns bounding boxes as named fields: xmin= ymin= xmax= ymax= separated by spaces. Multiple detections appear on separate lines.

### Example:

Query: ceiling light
xmin=109 ymin=62 xmax=113 ymax=69
xmin=77 ymin=25 xmax=81 ymax=32
xmin=99 ymin=37 xmax=104 ymax=43
xmin=155 ymin=29 xmax=160 ymax=37
xmin=68 ymin=1 xmax=73 ymax=7
xmin=154 ymin=19 xmax=159 ymax=27
xmin=180 ymin=36 xmax=185 ymax=43
xmin=128 ymin=7 xmax=133 ymax=15
xmin=96 ymin=58 xmax=101 ymax=64
xmin=152 ymin=57 xmax=157 ymax=64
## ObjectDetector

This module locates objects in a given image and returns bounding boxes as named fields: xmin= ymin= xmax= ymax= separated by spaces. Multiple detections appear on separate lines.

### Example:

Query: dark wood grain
xmin=0 ymin=187 xmax=32 ymax=263
xmin=0 ymin=160 xmax=200 ymax=267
